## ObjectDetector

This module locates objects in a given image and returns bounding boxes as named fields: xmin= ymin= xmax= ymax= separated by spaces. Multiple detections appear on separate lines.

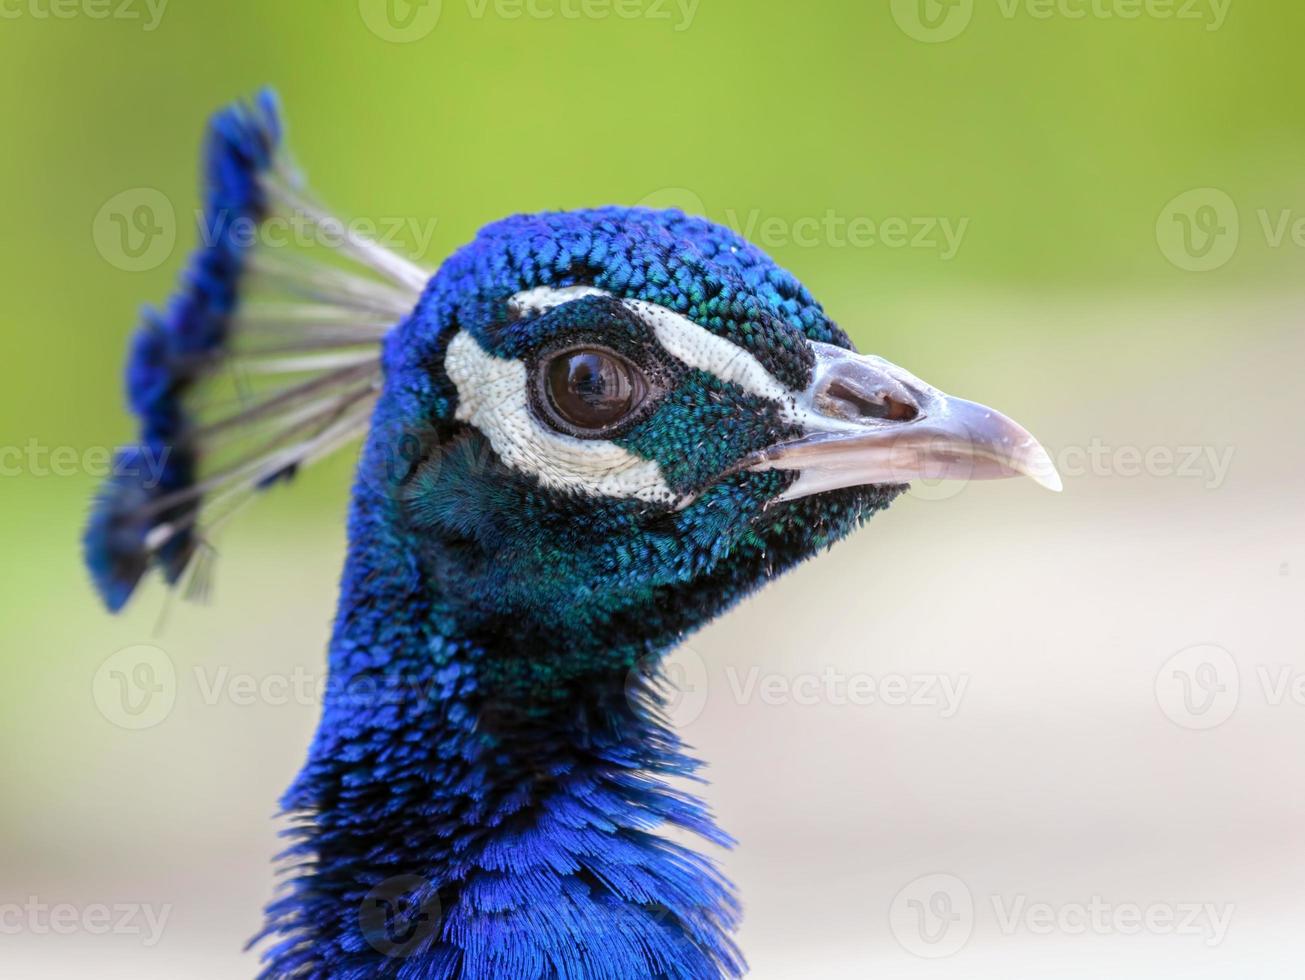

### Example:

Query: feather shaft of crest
xmin=139 ymin=392 xmax=379 ymax=561
xmin=233 ymin=351 xmax=382 ymax=374
xmin=192 ymin=366 xmax=380 ymax=441
xmin=246 ymin=253 xmax=417 ymax=317
xmin=262 ymin=174 xmax=432 ymax=294
xmin=233 ymin=302 xmax=398 ymax=329
xmin=144 ymin=386 xmax=378 ymax=520
xmin=233 ymin=335 xmax=389 ymax=355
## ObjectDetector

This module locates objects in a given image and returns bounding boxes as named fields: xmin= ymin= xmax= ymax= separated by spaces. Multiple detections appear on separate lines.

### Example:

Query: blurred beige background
xmin=2 ymin=1 xmax=1303 ymax=977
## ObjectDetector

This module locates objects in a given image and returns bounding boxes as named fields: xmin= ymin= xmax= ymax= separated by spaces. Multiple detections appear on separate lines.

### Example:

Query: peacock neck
xmin=262 ymin=485 xmax=744 ymax=978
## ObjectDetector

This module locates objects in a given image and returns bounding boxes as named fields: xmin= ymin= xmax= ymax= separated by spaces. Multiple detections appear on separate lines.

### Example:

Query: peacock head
xmin=86 ymin=94 xmax=1058 ymax=705
xmin=354 ymin=208 xmax=1060 ymax=698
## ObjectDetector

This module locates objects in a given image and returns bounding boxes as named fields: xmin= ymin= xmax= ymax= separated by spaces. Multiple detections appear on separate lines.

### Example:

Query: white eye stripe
xmin=620 ymin=299 xmax=795 ymax=405
xmin=444 ymin=330 xmax=676 ymax=504
xmin=617 ymin=298 xmax=837 ymax=435
xmin=508 ymin=285 xmax=608 ymax=318
xmin=506 ymin=286 xmax=800 ymax=405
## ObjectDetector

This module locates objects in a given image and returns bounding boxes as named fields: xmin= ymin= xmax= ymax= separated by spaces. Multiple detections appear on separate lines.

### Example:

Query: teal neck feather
xmin=259 ymin=425 xmax=752 ymax=978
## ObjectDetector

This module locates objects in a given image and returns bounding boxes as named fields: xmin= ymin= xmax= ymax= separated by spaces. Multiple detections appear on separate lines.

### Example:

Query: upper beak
xmin=749 ymin=342 xmax=1061 ymax=500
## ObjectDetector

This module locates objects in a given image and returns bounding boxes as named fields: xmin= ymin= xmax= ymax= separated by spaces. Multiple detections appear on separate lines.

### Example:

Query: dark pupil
xmin=547 ymin=350 xmax=636 ymax=429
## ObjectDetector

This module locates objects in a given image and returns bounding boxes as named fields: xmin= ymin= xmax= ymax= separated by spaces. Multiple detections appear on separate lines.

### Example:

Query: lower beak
xmin=748 ymin=343 xmax=1062 ymax=500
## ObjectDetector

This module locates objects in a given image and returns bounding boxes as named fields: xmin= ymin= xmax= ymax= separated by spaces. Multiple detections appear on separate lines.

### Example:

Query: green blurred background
xmin=5 ymin=0 xmax=1305 ymax=457
xmin=3 ymin=2 xmax=1303 ymax=977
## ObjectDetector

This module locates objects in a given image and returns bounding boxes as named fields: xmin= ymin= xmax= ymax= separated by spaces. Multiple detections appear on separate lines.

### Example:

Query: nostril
xmin=821 ymin=378 xmax=919 ymax=423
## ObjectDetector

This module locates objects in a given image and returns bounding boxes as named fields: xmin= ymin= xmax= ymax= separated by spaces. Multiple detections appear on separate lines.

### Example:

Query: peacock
xmin=85 ymin=91 xmax=1059 ymax=979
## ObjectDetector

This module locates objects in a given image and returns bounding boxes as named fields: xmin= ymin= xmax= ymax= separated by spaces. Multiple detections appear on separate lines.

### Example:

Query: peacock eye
xmin=540 ymin=347 xmax=648 ymax=435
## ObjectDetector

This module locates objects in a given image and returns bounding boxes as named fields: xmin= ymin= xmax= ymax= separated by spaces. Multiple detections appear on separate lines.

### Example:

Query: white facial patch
xmin=621 ymin=299 xmax=797 ymax=408
xmin=445 ymin=286 xmax=826 ymax=505
xmin=445 ymin=330 xmax=677 ymax=504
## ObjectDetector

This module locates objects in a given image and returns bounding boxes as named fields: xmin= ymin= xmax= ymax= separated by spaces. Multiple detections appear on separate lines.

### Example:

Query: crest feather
xmin=84 ymin=89 xmax=427 ymax=611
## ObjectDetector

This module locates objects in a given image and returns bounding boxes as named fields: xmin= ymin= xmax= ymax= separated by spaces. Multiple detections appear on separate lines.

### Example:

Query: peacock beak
xmin=748 ymin=342 xmax=1062 ymax=500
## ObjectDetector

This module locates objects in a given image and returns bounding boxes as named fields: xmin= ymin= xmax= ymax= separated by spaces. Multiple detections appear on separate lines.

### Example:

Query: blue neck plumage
xmin=258 ymin=430 xmax=745 ymax=979
xmin=79 ymin=91 xmax=909 ymax=980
